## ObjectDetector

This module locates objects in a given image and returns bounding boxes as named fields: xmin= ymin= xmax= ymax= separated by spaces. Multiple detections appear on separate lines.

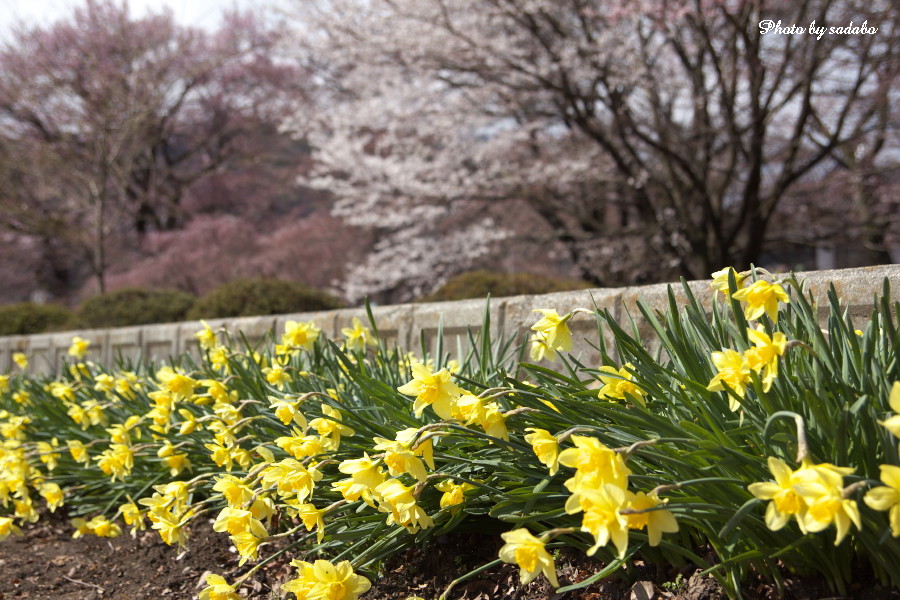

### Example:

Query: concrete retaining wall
xmin=2 ymin=265 xmax=897 ymax=376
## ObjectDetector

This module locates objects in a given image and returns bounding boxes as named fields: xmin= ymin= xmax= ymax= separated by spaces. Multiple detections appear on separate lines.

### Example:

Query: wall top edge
xmin=1 ymin=264 xmax=896 ymax=344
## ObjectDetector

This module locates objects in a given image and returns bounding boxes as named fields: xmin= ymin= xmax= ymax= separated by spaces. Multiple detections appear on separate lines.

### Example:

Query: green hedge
xmin=187 ymin=278 xmax=342 ymax=320
xmin=76 ymin=288 xmax=196 ymax=328
xmin=0 ymin=302 xmax=74 ymax=335
xmin=421 ymin=270 xmax=592 ymax=302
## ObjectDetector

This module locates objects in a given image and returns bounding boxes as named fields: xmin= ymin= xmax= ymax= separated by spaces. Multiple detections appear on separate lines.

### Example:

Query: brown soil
xmin=0 ymin=512 xmax=291 ymax=600
xmin=1 ymin=515 xmax=898 ymax=600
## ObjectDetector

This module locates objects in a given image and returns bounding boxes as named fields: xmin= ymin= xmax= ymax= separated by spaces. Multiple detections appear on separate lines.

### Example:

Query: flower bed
xmin=1 ymin=269 xmax=898 ymax=600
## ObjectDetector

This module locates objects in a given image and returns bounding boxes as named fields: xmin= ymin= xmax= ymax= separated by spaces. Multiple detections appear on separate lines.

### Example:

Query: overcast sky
xmin=0 ymin=0 xmax=280 ymax=39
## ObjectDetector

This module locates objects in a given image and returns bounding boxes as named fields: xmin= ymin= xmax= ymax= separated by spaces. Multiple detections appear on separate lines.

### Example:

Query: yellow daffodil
xmin=531 ymin=309 xmax=573 ymax=352
xmin=208 ymin=346 xmax=231 ymax=373
xmin=89 ymin=515 xmax=122 ymax=538
xmin=283 ymin=560 xmax=371 ymax=600
xmin=96 ymin=443 xmax=135 ymax=482
xmin=282 ymin=320 xmax=320 ymax=352
xmin=263 ymin=364 xmax=292 ymax=389
xmin=498 ymin=528 xmax=559 ymax=587
xmin=453 ymin=393 xmax=487 ymax=425
xmin=706 ymin=349 xmax=751 ymax=409
xmin=480 ymin=402 xmax=509 ymax=441
xmin=342 ymin=317 xmax=375 ymax=351
xmin=597 ymin=363 xmax=647 ymax=406
xmin=745 ymin=327 xmax=787 ymax=391
xmin=878 ymin=382 xmax=900 ymax=437
xmin=118 ymin=499 xmax=145 ymax=534
xmin=375 ymin=478 xmax=434 ymax=532
xmin=72 ymin=515 xmax=121 ymax=538
xmin=791 ymin=459 xmax=858 ymax=545
xmin=710 ymin=267 xmax=748 ymax=296
xmin=149 ymin=508 xmax=192 ymax=547
xmin=205 ymin=441 xmax=234 ymax=471
xmin=67 ymin=439 xmax=91 ymax=464
xmin=290 ymin=502 xmax=326 ymax=543
xmin=864 ymin=464 xmax=900 ymax=537
xmin=732 ymin=280 xmax=790 ymax=322
xmin=195 ymin=321 xmax=218 ymax=350
xmin=529 ymin=334 xmax=557 ymax=362
xmin=397 ymin=363 xmax=464 ymax=420
xmin=48 ymin=381 xmax=75 ymax=403
xmin=574 ymin=483 xmax=630 ymax=558
xmin=434 ymin=479 xmax=475 ymax=514
xmin=12 ymin=352 xmax=28 ymax=370
xmin=373 ymin=437 xmax=428 ymax=481
xmin=213 ymin=475 xmax=253 ymax=507
xmin=93 ymin=373 xmax=116 ymax=394
xmin=0 ymin=415 xmax=30 ymax=440
xmin=213 ymin=507 xmax=256 ymax=535
xmin=623 ymin=491 xmax=678 ymax=545
xmin=309 ymin=404 xmax=355 ymax=450
xmin=261 ymin=459 xmax=322 ymax=502
xmin=335 ymin=454 xmax=385 ymax=507
xmin=558 ymin=435 xmax=630 ymax=489
xmin=276 ymin=430 xmax=325 ymax=460
xmin=0 ymin=516 xmax=22 ymax=540
xmin=748 ymin=457 xmax=807 ymax=531
xmin=395 ymin=427 xmax=435 ymax=470
xmin=156 ymin=366 xmax=198 ymax=401
xmin=36 ymin=439 xmax=61 ymax=471
xmin=39 ymin=482 xmax=64 ymax=512
xmin=199 ymin=574 xmax=240 ymax=600
xmin=269 ymin=397 xmax=307 ymax=428
xmin=68 ymin=336 xmax=90 ymax=359
xmin=524 ymin=428 xmax=560 ymax=475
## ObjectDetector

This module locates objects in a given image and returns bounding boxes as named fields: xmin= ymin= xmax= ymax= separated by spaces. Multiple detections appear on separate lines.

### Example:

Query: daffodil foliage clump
xmin=1 ymin=270 xmax=899 ymax=600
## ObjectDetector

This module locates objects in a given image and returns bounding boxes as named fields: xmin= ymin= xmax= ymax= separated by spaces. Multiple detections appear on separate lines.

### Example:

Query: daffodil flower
xmin=558 ymin=435 xmax=631 ymax=489
xmin=199 ymin=574 xmax=240 ymax=600
xmin=524 ymin=428 xmax=560 ymax=475
xmin=575 ymin=483 xmax=630 ymax=558
xmin=194 ymin=321 xmax=218 ymax=351
xmin=12 ymin=352 xmax=28 ymax=370
xmin=623 ymin=491 xmax=679 ymax=545
xmin=0 ymin=516 xmax=22 ymax=541
xmin=710 ymin=267 xmax=748 ymax=296
xmin=397 ymin=363 xmax=464 ymax=419
xmin=597 ymin=363 xmax=647 ymax=406
xmin=283 ymin=560 xmax=371 ymax=600
xmin=531 ymin=309 xmax=573 ymax=352
xmin=745 ymin=327 xmax=787 ymax=391
xmin=434 ymin=479 xmax=475 ymax=514
xmin=281 ymin=320 xmax=320 ymax=352
xmin=878 ymin=382 xmax=900 ymax=437
xmin=732 ymin=280 xmax=790 ymax=322
xmin=68 ymin=336 xmax=90 ymax=359
xmin=864 ymin=464 xmax=900 ymax=537
xmin=342 ymin=317 xmax=375 ymax=350
xmin=498 ymin=528 xmax=559 ymax=587
xmin=529 ymin=334 xmax=557 ymax=362
xmin=706 ymin=349 xmax=751 ymax=410
xmin=747 ymin=457 xmax=807 ymax=531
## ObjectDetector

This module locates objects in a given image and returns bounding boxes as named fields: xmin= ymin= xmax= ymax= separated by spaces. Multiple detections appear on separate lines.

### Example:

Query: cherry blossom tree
xmin=285 ymin=0 xmax=898 ymax=300
xmin=0 ymin=0 xmax=301 ymax=294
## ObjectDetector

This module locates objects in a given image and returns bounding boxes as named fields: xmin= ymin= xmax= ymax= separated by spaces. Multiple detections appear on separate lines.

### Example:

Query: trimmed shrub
xmin=76 ymin=288 xmax=196 ymax=328
xmin=186 ymin=278 xmax=342 ymax=320
xmin=421 ymin=270 xmax=593 ymax=302
xmin=0 ymin=302 xmax=75 ymax=335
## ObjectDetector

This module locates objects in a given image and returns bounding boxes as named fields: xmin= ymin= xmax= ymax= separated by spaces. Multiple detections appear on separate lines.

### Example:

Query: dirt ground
xmin=1 ymin=514 xmax=898 ymax=600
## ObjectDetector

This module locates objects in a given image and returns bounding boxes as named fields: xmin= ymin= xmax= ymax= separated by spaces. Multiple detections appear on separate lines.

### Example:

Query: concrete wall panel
xmin=1 ymin=266 xmax=896 ymax=374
